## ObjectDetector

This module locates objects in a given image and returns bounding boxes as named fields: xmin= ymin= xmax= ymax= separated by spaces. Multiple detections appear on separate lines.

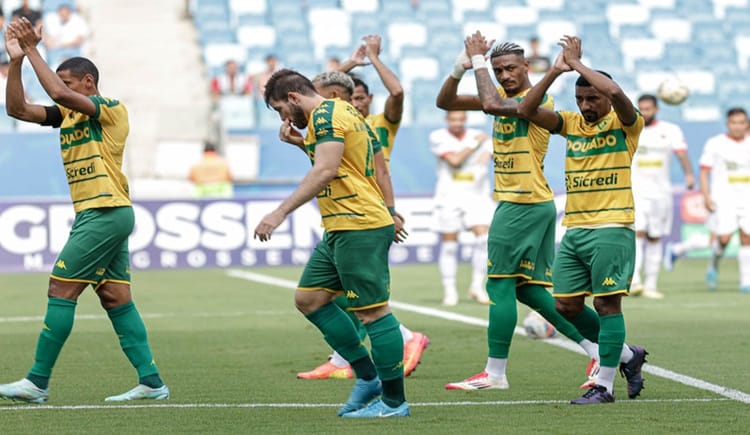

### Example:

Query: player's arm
xmin=4 ymin=21 xmax=49 ymax=123
xmin=338 ymin=44 xmax=368 ymax=73
xmin=699 ymin=165 xmax=714 ymax=212
xmin=441 ymin=133 xmax=487 ymax=168
xmin=564 ymin=35 xmax=637 ymax=125
xmin=675 ymin=150 xmax=695 ymax=189
xmin=373 ymin=150 xmax=407 ymax=242
xmin=254 ymin=140 xmax=343 ymax=241
xmin=278 ymin=119 xmax=305 ymax=151
xmin=465 ymin=32 xmax=520 ymax=117
xmin=516 ymin=52 xmax=566 ymax=132
xmin=436 ymin=48 xmax=483 ymax=111
xmin=361 ymin=35 xmax=404 ymax=123
xmin=12 ymin=17 xmax=96 ymax=117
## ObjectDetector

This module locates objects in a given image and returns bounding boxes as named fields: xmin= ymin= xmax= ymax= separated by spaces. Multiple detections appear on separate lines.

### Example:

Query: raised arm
xmin=4 ymin=22 xmax=48 ymax=123
xmin=465 ymin=31 xmax=518 ymax=117
xmin=516 ymin=47 xmax=572 ymax=131
xmin=436 ymin=48 xmax=483 ymax=111
xmin=361 ymin=35 xmax=404 ymax=123
xmin=562 ymin=35 xmax=637 ymax=125
xmin=11 ymin=17 xmax=96 ymax=117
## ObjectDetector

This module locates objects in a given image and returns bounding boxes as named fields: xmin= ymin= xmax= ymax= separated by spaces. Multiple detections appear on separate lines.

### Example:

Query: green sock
xmin=598 ymin=313 xmax=626 ymax=368
xmin=107 ymin=301 xmax=163 ymax=388
xmin=365 ymin=313 xmax=404 ymax=407
xmin=570 ymin=305 xmax=602 ymax=343
xmin=27 ymin=297 xmax=77 ymax=389
xmin=305 ymin=303 xmax=373 ymax=378
xmin=334 ymin=295 xmax=367 ymax=342
xmin=516 ymin=284 xmax=584 ymax=342
xmin=486 ymin=278 xmax=516 ymax=359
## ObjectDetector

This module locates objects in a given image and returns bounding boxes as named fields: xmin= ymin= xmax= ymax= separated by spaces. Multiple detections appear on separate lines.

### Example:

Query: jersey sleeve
xmin=699 ymin=137 xmax=716 ymax=169
xmin=429 ymin=130 xmax=451 ymax=157
xmin=670 ymin=124 xmax=688 ymax=153
xmin=310 ymin=100 xmax=343 ymax=144
xmin=89 ymin=96 xmax=127 ymax=126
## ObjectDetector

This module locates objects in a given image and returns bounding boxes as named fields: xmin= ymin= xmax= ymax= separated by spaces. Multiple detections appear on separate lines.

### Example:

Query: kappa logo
xmin=602 ymin=277 xmax=616 ymax=286
xmin=95 ymin=267 xmax=106 ymax=276
xmin=55 ymin=259 xmax=66 ymax=270
xmin=519 ymin=260 xmax=534 ymax=270
xmin=345 ymin=290 xmax=359 ymax=299
xmin=315 ymin=116 xmax=328 ymax=125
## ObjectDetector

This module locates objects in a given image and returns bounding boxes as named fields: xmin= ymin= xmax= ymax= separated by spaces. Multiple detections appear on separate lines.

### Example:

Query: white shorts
xmin=713 ymin=202 xmax=750 ymax=236
xmin=432 ymin=194 xmax=495 ymax=234
xmin=634 ymin=195 xmax=673 ymax=238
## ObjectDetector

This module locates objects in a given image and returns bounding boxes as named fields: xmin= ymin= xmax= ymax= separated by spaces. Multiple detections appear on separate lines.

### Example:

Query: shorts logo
xmin=602 ymin=277 xmax=616 ymax=286
xmin=55 ymin=259 xmax=67 ymax=270
xmin=345 ymin=290 xmax=359 ymax=299
xmin=487 ymin=259 xmax=493 ymax=267
xmin=95 ymin=268 xmax=106 ymax=276
xmin=545 ymin=268 xmax=552 ymax=278
xmin=519 ymin=260 xmax=534 ymax=270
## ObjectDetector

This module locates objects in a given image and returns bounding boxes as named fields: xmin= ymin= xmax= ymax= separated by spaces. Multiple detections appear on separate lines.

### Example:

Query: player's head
xmin=56 ymin=57 xmax=99 ymax=95
xmin=637 ymin=94 xmax=659 ymax=125
xmin=574 ymin=70 xmax=613 ymax=123
xmin=312 ymin=71 xmax=354 ymax=102
xmin=725 ymin=107 xmax=748 ymax=140
xmin=350 ymin=75 xmax=372 ymax=117
xmin=264 ymin=69 xmax=318 ymax=129
xmin=489 ymin=42 xmax=530 ymax=97
xmin=445 ymin=110 xmax=467 ymax=137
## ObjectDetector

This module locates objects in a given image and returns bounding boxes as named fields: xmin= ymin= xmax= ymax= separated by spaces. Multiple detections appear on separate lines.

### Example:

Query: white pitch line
xmin=0 ymin=397 xmax=730 ymax=412
xmin=227 ymin=268 xmax=750 ymax=405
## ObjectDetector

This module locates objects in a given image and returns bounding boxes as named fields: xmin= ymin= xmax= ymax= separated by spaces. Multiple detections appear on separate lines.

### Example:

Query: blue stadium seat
xmin=675 ymin=0 xmax=714 ymax=20
xmin=0 ymin=108 xmax=16 ymax=132
xmin=381 ymin=0 xmax=417 ymax=19
xmin=690 ymin=19 xmax=727 ymax=44
xmin=350 ymin=13 xmax=383 ymax=38
xmin=664 ymin=43 xmax=700 ymax=67
xmin=199 ymin=27 xmax=236 ymax=44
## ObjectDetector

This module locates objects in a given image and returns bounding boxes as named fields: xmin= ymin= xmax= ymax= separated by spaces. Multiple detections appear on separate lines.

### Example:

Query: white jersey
xmin=631 ymin=120 xmax=687 ymax=199
xmin=699 ymin=133 xmax=750 ymax=207
xmin=430 ymin=127 xmax=492 ymax=203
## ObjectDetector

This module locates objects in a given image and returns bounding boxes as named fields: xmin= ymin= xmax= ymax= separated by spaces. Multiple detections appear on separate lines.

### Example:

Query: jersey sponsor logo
xmin=345 ymin=290 xmax=359 ymax=299
xmin=566 ymin=130 xmax=628 ymax=157
xmin=728 ymin=175 xmax=750 ymax=183
xmin=494 ymin=156 xmax=515 ymax=170
xmin=566 ymin=172 xmax=620 ymax=191
xmin=59 ymin=120 xmax=103 ymax=149
xmin=55 ymin=259 xmax=66 ymax=269
xmin=66 ymin=161 xmax=97 ymax=181
xmin=493 ymin=118 xmax=529 ymax=141
xmin=602 ymin=277 xmax=616 ymax=286
xmin=636 ymin=159 xmax=663 ymax=168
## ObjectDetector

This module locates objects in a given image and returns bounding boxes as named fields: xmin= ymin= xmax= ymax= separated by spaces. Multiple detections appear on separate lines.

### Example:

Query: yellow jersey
xmin=366 ymin=112 xmax=400 ymax=165
xmin=304 ymin=99 xmax=392 ymax=231
xmin=492 ymin=87 xmax=554 ymax=203
xmin=58 ymin=96 xmax=131 ymax=212
xmin=557 ymin=109 xmax=644 ymax=226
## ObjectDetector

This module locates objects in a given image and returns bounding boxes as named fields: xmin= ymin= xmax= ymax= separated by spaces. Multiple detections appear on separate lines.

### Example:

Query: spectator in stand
xmin=12 ymin=0 xmax=42 ymax=27
xmin=43 ymin=3 xmax=89 ymax=67
xmin=254 ymin=53 xmax=280 ymax=96
xmin=527 ymin=36 xmax=551 ymax=74
xmin=210 ymin=59 xmax=252 ymax=98
xmin=188 ymin=141 xmax=234 ymax=198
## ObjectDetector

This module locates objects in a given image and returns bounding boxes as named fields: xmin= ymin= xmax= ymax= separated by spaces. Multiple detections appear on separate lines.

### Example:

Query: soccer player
xmin=429 ymin=110 xmax=493 ymax=306
xmin=256 ymin=69 xmax=409 ymax=418
xmin=436 ymin=33 xmax=602 ymax=391
xmin=630 ymin=94 xmax=695 ymax=299
xmin=517 ymin=35 xmax=648 ymax=404
xmin=0 ymin=18 xmax=168 ymax=403
xmin=284 ymin=71 xmax=429 ymax=381
xmin=698 ymin=107 xmax=750 ymax=293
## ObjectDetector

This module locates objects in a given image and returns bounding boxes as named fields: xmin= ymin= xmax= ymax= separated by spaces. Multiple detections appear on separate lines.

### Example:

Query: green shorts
xmin=298 ymin=225 xmax=394 ymax=311
xmin=552 ymin=227 xmax=635 ymax=298
xmin=51 ymin=206 xmax=134 ymax=288
xmin=487 ymin=200 xmax=555 ymax=286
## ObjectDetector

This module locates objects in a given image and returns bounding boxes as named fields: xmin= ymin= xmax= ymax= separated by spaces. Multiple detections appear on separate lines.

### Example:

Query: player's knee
xmin=554 ymin=297 xmax=582 ymax=319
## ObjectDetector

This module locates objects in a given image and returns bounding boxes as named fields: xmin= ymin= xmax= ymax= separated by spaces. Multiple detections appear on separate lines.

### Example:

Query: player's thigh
xmin=461 ymin=195 xmax=495 ymax=230
xmin=332 ymin=226 xmax=394 ymax=311
xmin=552 ymin=230 xmax=592 ymax=296
xmin=714 ymin=205 xmax=740 ymax=237
xmin=298 ymin=236 xmax=344 ymax=294
xmin=433 ymin=204 xmax=463 ymax=234
xmin=586 ymin=228 xmax=635 ymax=296
xmin=53 ymin=207 xmax=134 ymax=285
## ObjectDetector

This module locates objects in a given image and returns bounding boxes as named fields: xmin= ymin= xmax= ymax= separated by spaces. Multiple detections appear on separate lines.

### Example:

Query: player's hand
xmin=278 ymin=119 xmax=304 ymax=148
xmin=558 ymin=35 xmax=582 ymax=65
xmin=361 ymin=34 xmax=382 ymax=60
xmin=348 ymin=44 xmax=370 ymax=67
xmin=254 ymin=209 xmax=286 ymax=242
xmin=551 ymin=50 xmax=572 ymax=73
xmin=10 ymin=17 xmax=42 ymax=51
xmin=685 ymin=174 xmax=695 ymax=190
xmin=703 ymin=195 xmax=716 ymax=213
xmin=464 ymin=31 xmax=490 ymax=58
xmin=474 ymin=133 xmax=489 ymax=149
xmin=4 ymin=25 xmax=24 ymax=61
xmin=392 ymin=213 xmax=408 ymax=243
